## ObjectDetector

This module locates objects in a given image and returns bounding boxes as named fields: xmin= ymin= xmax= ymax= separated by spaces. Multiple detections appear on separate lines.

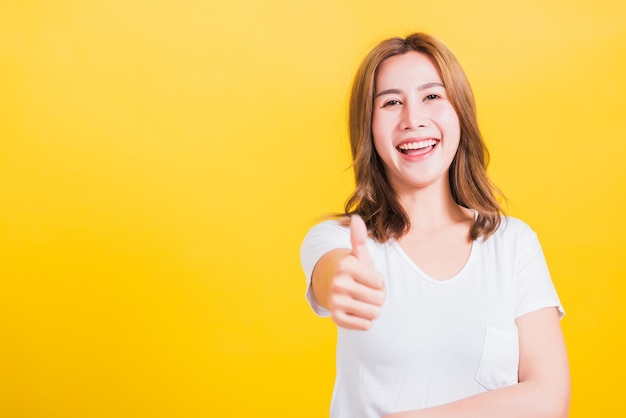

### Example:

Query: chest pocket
xmin=476 ymin=325 xmax=519 ymax=390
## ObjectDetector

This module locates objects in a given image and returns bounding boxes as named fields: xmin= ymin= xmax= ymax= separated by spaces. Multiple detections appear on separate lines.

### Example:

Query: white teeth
xmin=398 ymin=139 xmax=437 ymax=150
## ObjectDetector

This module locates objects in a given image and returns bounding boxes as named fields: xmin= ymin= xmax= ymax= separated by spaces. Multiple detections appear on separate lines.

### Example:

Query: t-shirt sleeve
xmin=300 ymin=220 xmax=351 ymax=317
xmin=514 ymin=222 xmax=565 ymax=319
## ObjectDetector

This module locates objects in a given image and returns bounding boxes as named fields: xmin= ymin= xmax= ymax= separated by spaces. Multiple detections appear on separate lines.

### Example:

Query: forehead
xmin=376 ymin=51 xmax=441 ymax=87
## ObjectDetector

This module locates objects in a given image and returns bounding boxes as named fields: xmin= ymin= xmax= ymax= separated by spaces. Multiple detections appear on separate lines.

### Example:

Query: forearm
xmin=385 ymin=379 xmax=570 ymax=418
xmin=386 ymin=308 xmax=570 ymax=418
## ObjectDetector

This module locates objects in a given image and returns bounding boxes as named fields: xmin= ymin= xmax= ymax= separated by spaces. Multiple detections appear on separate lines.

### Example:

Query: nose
xmin=401 ymin=101 xmax=427 ymax=130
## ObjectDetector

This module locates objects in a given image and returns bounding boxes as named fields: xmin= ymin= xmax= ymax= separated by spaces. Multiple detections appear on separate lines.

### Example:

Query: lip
xmin=395 ymin=137 xmax=440 ymax=161
xmin=395 ymin=137 xmax=440 ymax=147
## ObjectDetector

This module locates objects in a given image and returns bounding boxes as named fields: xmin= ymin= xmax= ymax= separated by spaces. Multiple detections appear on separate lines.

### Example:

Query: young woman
xmin=300 ymin=33 xmax=570 ymax=418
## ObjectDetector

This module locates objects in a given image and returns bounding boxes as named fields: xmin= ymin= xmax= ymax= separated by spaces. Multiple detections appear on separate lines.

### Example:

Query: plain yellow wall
xmin=1 ymin=1 xmax=625 ymax=416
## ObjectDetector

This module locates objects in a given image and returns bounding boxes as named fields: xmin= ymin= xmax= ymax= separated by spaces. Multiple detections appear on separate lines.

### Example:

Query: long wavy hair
xmin=343 ymin=33 xmax=505 ymax=242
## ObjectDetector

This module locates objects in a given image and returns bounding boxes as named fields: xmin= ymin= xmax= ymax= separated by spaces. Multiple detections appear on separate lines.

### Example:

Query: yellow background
xmin=1 ymin=1 xmax=625 ymax=416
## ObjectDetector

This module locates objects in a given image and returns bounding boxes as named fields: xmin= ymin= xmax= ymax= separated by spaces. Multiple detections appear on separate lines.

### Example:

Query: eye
xmin=382 ymin=99 xmax=402 ymax=107
xmin=424 ymin=93 xmax=441 ymax=101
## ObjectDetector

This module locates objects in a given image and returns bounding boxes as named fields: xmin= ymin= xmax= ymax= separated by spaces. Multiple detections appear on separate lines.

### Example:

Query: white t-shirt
xmin=300 ymin=217 xmax=564 ymax=418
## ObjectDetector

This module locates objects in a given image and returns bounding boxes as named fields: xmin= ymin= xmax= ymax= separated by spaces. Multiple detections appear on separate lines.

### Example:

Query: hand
xmin=328 ymin=215 xmax=386 ymax=330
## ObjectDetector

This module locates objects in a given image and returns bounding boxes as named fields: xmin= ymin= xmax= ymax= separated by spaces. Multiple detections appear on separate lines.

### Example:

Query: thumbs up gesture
xmin=328 ymin=215 xmax=386 ymax=330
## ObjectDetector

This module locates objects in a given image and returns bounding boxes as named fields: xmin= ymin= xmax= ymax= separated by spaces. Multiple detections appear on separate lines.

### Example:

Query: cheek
xmin=371 ymin=112 xmax=384 ymax=139
xmin=440 ymin=105 xmax=461 ymax=140
xmin=371 ymin=137 xmax=395 ymax=174
xmin=371 ymin=115 xmax=388 ymax=155
xmin=372 ymin=135 xmax=386 ymax=162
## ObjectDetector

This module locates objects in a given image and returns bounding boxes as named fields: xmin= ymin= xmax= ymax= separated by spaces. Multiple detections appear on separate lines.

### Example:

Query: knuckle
xmin=376 ymin=290 xmax=386 ymax=305
xmin=331 ymin=310 xmax=347 ymax=325
xmin=359 ymin=320 xmax=372 ymax=331
xmin=374 ymin=273 xmax=385 ymax=288
xmin=328 ymin=294 xmax=343 ymax=310
xmin=365 ymin=305 xmax=379 ymax=320
xmin=330 ymin=277 xmax=348 ymax=294
xmin=335 ymin=258 xmax=351 ymax=275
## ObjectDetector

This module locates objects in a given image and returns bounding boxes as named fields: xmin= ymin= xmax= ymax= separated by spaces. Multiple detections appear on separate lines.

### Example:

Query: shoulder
xmin=301 ymin=219 xmax=351 ymax=256
xmin=300 ymin=219 xmax=353 ymax=280
xmin=303 ymin=219 xmax=350 ymax=239
xmin=491 ymin=216 xmax=538 ymax=241
xmin=301 ymin=218 xmax=390 ymax=262
xmin=480 ymin=216 xmax=542 ymax=256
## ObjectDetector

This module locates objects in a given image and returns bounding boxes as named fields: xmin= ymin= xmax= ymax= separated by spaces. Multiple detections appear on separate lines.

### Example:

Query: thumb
xmin=350 ymin=214 xmax=373 ymax=265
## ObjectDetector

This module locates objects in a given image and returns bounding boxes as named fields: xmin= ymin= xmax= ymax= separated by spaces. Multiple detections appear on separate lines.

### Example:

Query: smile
xmin=396 ymin=139 xmax=438 ymax=156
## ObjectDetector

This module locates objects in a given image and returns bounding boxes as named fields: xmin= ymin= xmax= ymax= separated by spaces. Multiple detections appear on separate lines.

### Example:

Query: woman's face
xmin=372 ymin=51 xmax=460 ymax=194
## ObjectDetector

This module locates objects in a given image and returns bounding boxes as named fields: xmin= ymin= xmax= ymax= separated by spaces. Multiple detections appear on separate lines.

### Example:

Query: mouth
xmin=396 ymin=139 xmax=438 ymax=156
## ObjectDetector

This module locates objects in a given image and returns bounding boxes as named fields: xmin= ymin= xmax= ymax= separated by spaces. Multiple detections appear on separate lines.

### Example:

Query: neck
xmin=396 ymin=177 xmax=468 ymax=232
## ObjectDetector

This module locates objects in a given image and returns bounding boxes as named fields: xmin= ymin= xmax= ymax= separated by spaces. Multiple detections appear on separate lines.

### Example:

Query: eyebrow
xmin=374 ymin=82 xmax=445 ymax=99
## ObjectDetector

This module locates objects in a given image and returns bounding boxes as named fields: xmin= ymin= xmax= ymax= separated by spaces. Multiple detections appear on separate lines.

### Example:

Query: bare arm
xmin=385 ymin=307 xmax=570 ymax=418
xmin=310 ymin=215 xmax=386 ymax=330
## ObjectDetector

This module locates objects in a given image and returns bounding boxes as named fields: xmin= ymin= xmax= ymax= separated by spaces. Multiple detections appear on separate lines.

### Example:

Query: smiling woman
xmin=300 ymin=33 xmax=570 ymax=418
xmin=372 ymin=52 xmax=461 ymax=197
